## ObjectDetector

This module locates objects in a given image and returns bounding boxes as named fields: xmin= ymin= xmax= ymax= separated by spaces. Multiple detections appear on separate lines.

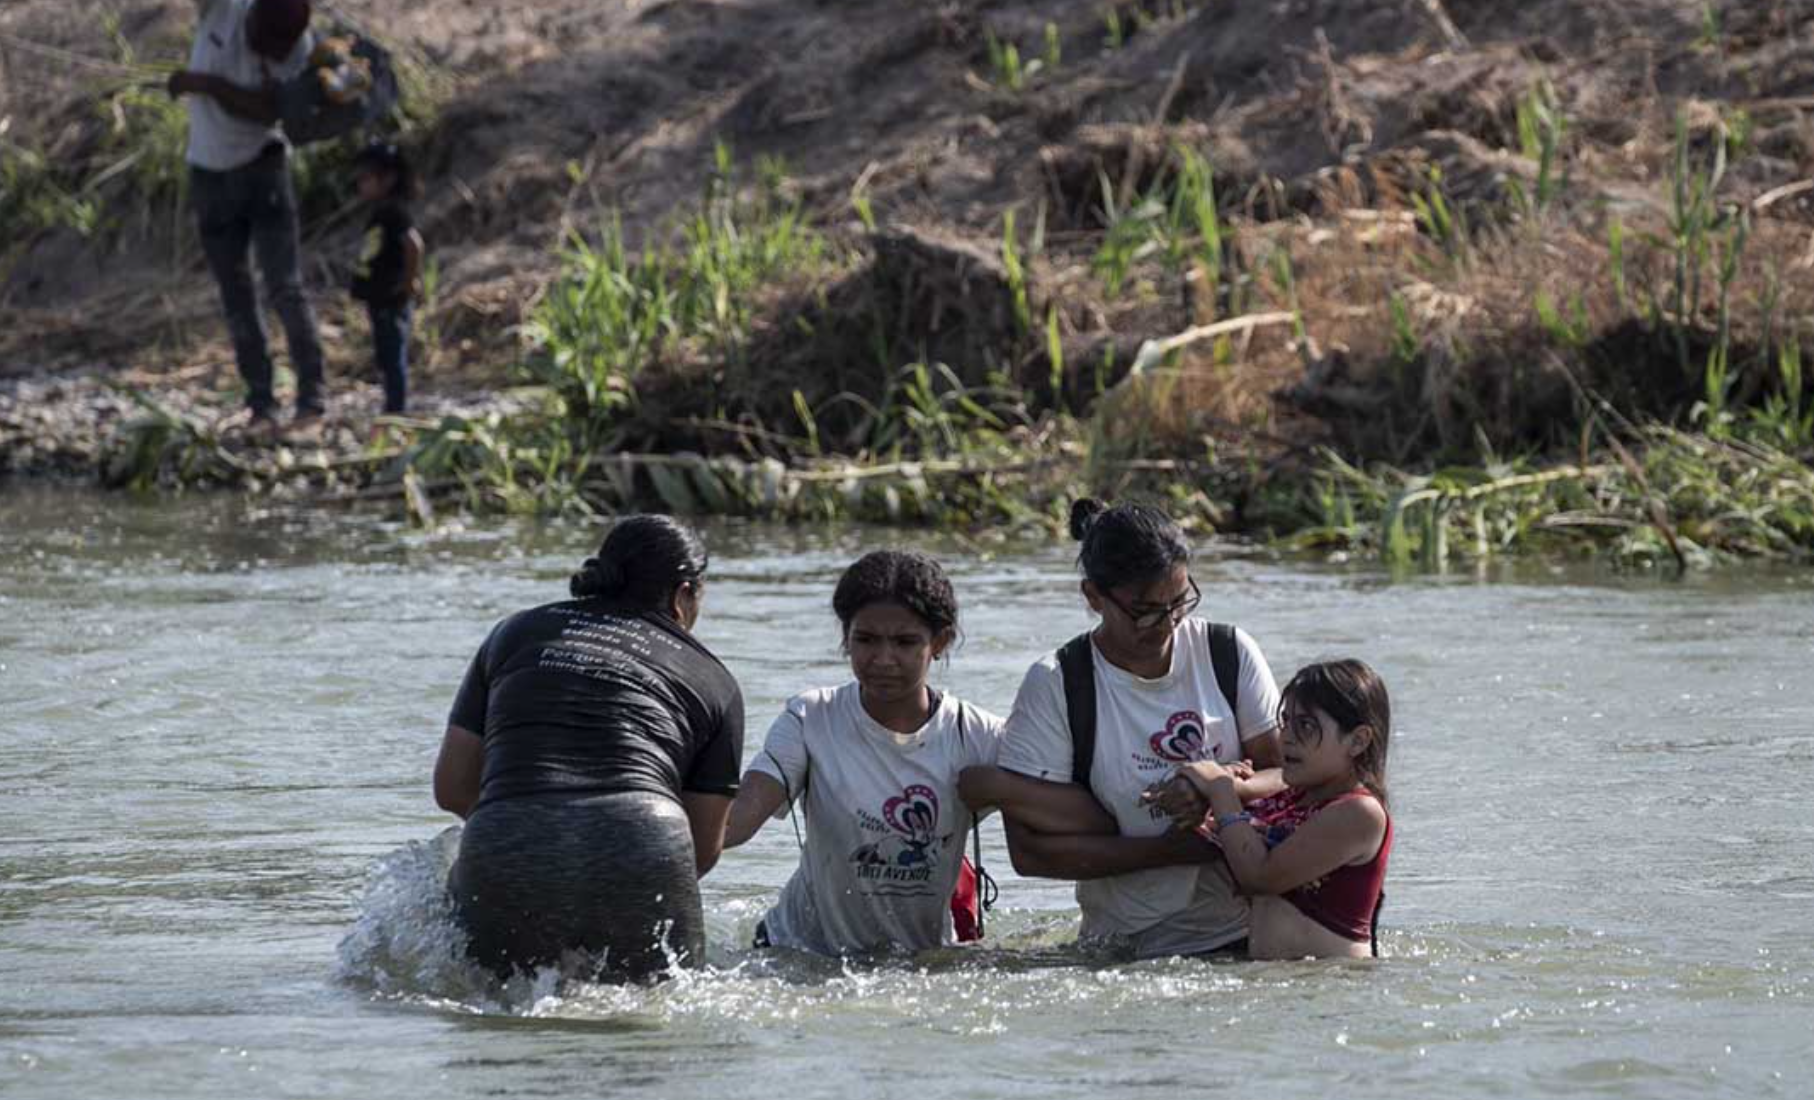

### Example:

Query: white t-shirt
xmin=998 ymin=619 xmax=1281 ymax=956
xmin=750 ymin=684 xmax=1004 ymax=956
xmin=185 ymin=0 xmax=312 ymax=170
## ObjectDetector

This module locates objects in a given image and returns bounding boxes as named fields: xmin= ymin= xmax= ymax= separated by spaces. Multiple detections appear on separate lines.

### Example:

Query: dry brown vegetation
xmin=4 ymin=0 xmax=1814 ymax=489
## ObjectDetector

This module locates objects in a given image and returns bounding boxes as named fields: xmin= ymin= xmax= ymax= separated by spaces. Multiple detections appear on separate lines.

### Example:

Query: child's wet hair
xmin=1068 ymin=497 xmax=1190 ymax=592
xmin=831 ymin=550 xmax=959 ymax=642
xmin=1279 ymin=659 xmax=1392 ymax=805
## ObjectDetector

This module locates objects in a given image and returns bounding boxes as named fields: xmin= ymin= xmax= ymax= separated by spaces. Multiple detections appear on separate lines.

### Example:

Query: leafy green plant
xmin=985 ymin=32 xmax=1029 ymax=91
xmin=1748 ymin=339 xmax=1814 ymax=450
xmin=1410 ymin=165 xmax=1471 ymax=270
xmin=1001 ymin=210 xmax=1033 ymax=338
xmin=1659 ymin=111 xmax=1735 ymax=379
xmin=851 ymin=188 xmax=877 ymax=233
xmin=1092 ymin=174 xmax=1161 ymax=296
xmin=1102 ymin=8 xmax=1125 ymax=49
xmin=1388 ymin=293 xmax=1418 ymax=367
xmin=1607 ymin=216 xmax=1629 ymax=309
xmin=1045 ymin=304 xmax=1066 ymax=412
xmin=1534 ymin=289 xmax=1592 ymax=349
xmin=1091 ymin=147 xmax=1228 ymax=302
xmin=0 ymin=145 xmax=99 ymax=241
xmin=524 ymin=154 xmax=824 ymax=440
xmin=1508 ymin=79 xmax=1567 ymax=217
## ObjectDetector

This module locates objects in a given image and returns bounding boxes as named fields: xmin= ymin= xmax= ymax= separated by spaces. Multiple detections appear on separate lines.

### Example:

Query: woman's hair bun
xmin=1069 ymin=497 xmax=1108 ymax=542
xmin=569 ymin=555 xmax=626 ymax=598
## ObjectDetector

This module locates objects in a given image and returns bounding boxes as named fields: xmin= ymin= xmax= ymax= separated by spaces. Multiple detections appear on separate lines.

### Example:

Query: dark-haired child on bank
xmin=349 ymin=142 xmax=424 ymax=415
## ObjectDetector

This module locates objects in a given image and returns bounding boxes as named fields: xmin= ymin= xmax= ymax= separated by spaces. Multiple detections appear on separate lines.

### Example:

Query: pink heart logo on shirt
xmin=1149 ymin=710 xmax=1208 ymax=762
xmin=883 ymin=784 xmax=940 ymax=840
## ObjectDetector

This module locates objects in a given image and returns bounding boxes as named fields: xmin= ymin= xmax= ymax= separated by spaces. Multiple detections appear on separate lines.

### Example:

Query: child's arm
xmin=1140 ymin=761 xmax=1286 ymax=828
xmin=402 ymin=228 xmax=425 ymax=303
xmin=722 ymin=770 xmax=788 ymax=849
xmin=1194 ymin=767 xmax=1386 ymax=895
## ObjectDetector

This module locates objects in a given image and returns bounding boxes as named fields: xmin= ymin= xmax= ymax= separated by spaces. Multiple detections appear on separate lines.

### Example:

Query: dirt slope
xmin=3 ymin=1 xmax=1812 ymax=442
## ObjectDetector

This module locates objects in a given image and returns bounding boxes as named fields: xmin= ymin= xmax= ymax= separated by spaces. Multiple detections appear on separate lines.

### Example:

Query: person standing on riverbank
xmin=166 ymin=0 xmax=327 ymax=438
xmin=432 ymin=516 xmax=745 ymax=980
xmin=961 ymin=498 xmax=1284 ymax=958
xmin=348 ymin=141 xmax=423 ymax=415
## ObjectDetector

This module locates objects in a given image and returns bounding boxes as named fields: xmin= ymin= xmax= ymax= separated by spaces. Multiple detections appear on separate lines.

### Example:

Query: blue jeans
xmin=368 ymin=304 xmax=411 ymax=414
xmin=190 ymin=148 xmax=325 ymax=419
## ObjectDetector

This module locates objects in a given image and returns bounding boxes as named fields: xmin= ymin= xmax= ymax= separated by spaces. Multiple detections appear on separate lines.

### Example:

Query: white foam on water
xmin=334 ymin=826 xmax=497 ymax=1007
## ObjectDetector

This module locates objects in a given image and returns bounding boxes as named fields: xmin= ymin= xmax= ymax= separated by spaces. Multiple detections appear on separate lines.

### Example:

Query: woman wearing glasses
xmin=960 ymin=498 xmax=1282 ymax=958
xmin=431 ymin=515 xmax=745 ymax=980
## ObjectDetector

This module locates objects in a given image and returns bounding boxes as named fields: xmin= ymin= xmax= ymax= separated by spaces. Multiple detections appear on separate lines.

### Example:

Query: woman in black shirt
xmin=433 ymin=515 xmax=745 ymax=979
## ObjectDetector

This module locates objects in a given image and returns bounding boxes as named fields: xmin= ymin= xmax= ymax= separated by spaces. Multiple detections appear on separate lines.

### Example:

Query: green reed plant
xmin=1102 ymin=8 xmax=1125 ymax=49
xmin=1508 ymin=79 xmax=1567 ymax=218
xmin=524 ymin=154 xmax=824 ymax=438
xmin=986 ymin=32 xmax=1028 ymax=91
xmin=1092 ymin=174 xmax=1161 ymax=297
xmin=1091 ymin=147 xmax=1228 ymax=303
xmin=822 ymin=360 xmax=1019 ymax=461
xmin=0 ymin=144 xmax=99 ymax=242
xmin=1534 ymin=289 xmax=1592 ymax=349
xmin=1046 ymin=304 xmax=1066 ymax=412
xmin=1410 ymin=165 xmax=1471 ymax=271
xmin=1002 ymin=209 xmax=1033 ymax=338
xmin=1748 ymin=339 xmax=1814 ymax=451
xmin=1659 ymin=111 xmax=1730 ymax=378
xmin=1607 ymin=216 xmax=1629 ymax=309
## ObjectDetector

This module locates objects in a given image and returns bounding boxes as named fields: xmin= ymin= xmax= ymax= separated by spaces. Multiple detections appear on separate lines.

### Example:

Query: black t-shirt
xmin=350 ymin=202 xmax=412 ymax=307
xmin=448 ymin=600 xmax=745 ymax=809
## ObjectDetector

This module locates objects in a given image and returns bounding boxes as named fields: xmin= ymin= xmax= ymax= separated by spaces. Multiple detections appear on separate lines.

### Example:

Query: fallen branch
xmin=1753 ymin=179 xmax=1814 ymax=212
xmin=1130 ymin=312 xmax=1298 ymax=374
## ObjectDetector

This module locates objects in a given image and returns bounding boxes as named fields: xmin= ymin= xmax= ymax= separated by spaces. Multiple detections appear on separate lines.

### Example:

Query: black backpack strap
xmin=1207 ymin=622 xmax=1241 ymax=723
xmin=1057 ymin=632 xmax=1097 ymax=788
xmin=1370 ymin=890 xmax=1385 ymax=958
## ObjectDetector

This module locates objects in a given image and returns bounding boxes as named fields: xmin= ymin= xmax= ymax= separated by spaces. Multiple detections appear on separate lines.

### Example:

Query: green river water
xmin=2 ymin=486 xmax=1811 ymax=1098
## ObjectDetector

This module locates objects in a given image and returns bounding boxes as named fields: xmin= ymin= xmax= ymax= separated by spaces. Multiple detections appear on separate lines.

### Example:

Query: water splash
xmin=333 ymin=826 xmax=495 ymax=1006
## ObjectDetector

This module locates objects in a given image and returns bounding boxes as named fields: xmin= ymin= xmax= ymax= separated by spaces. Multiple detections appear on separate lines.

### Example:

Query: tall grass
xmin=1285 ymin=427 xmax=1814 ymax=568
xmin=1508 ymin=79 xmax=1566 ymax=218
xmin=1091 ymin=145 xmax=1225 ymax=308
xmin=526 ymin=156 xmax=822 ymax=435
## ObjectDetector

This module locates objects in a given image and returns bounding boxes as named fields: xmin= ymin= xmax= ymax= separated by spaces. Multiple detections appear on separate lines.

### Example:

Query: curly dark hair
xmin=569 ymin=514 xmax=708 ymax=612
xmin=831 ymin=550 xmax=960 ymax=641
xmin=1068 ymin=497 xmax=1191 ymax=591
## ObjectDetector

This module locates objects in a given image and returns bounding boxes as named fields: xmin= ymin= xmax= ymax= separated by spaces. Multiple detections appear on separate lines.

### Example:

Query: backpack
xmin=1056 ymin=622 xmax=1242 ymax=789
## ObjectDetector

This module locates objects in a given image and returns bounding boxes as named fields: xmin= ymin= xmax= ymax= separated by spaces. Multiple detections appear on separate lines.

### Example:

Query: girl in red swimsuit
xmin=1143 ymin=659 xmax=1392 ymax=959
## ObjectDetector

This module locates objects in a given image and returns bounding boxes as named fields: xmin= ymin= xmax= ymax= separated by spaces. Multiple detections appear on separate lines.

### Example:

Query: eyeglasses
xmin=1101 ymin=576 xmax=1200 ymax=631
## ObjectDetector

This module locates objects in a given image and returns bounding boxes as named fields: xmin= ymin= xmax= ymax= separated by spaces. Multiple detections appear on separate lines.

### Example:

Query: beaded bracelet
xmin=1215 ymin=811 xmax=1253 ymax=830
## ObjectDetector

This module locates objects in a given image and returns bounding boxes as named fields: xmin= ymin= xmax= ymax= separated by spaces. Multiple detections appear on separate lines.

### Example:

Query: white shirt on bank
xmin=749 ymin=683 xmax=1004 ymax=956
xmin=185 ymin=0 xmax=312 ymax=171
xmin=998 ymin=618 xmax=1282 ymax=957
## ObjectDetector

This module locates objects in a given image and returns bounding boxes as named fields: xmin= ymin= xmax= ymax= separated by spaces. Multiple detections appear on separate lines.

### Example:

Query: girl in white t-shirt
xmin=960 ymin=498 xmax=1283 ymax=959
xmin=723 ymin=551 xmax=1004 ymax=956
